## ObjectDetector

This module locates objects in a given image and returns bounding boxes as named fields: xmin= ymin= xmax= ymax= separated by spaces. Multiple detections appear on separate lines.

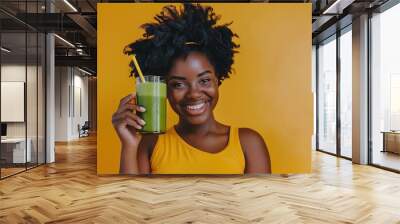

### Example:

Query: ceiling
xmin=0 ymin=0 xmax=393 ymax=75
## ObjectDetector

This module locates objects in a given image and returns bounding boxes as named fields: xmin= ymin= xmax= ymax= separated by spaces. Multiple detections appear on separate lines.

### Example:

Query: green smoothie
xmin=136 ymin=81 xmax=167 ymax=133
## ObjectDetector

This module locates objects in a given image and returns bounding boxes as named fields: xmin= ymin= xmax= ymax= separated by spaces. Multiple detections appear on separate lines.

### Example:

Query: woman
xmin=112 ymin=3 xmax=271 ymax=174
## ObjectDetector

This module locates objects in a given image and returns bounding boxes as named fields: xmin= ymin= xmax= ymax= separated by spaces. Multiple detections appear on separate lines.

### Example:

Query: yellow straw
xmin=131 ymin=54 xmax=146 ymax=83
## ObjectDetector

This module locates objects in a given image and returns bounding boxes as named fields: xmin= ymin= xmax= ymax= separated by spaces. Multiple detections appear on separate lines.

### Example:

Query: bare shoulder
xmin=238 ymin=128 xmax=265 ymax=143
xmin=137 ymin=134 xmax=159 ymax=174
xmin=238 ymin=128 xmax=268 ymax=155
xmin=239 ymin=128 xmax=263 ymax=140
xmin=238 ymin=128 xmax=271 ymax=174
xmin=138 ymin=134 xmax=159 ymax=154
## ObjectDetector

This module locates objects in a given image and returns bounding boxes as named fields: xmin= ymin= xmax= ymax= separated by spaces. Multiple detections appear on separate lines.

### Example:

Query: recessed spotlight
xmin=77 ymin=67 xmax=93 ymax=76
xmin=63 ymin=0 xmax=78 ymax=12
xmin=54 ymin=34 xmax=75 ymax=48
xmin=1 ymin=47 xmax=11 ymax=53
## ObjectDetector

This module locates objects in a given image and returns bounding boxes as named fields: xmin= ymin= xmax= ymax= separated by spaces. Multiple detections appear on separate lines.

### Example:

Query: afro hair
xmin=124 ymin=3 xmax=239 ymax=85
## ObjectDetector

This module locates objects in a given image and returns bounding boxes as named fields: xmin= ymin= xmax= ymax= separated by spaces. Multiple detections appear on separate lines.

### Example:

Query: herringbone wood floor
xmin=1 ymin=135 xmax=400 ymax=223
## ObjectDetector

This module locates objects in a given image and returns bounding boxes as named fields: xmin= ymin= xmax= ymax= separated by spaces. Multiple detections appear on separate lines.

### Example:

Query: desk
xmin=1 ymin=138 xmax=31 ymax=163
xmin=382 ymin=131 xmax=400 ymax=154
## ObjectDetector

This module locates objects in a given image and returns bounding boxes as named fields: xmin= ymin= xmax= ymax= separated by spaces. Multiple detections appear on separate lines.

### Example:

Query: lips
xmin=183 ymin=101 xmax=208 ymax=116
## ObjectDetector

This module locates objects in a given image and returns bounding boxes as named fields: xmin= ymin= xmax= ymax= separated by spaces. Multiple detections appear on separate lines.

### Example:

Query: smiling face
xmin=167 ymin=52 xmax=219 ymax=125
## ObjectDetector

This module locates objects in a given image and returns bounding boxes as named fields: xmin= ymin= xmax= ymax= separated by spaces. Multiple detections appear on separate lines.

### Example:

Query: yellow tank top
xmin=150 ymin=126 xmax=245 ymax=174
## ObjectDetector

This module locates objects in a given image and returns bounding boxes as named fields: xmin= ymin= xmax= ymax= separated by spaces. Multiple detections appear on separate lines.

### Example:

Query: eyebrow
xmin=168 ymin=70 xmax=212 ymax=81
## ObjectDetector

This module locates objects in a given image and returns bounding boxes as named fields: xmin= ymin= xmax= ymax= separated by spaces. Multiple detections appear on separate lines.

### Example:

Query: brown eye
xmin=199 ymin=78 xmax=211 ymax=85
xmin=170 ymin=81 xmax=186 ymax=89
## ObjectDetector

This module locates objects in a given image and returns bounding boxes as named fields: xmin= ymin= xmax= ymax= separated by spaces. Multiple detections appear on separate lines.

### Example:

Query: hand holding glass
xmin=136 ymin=76 xmax=167 ymax=133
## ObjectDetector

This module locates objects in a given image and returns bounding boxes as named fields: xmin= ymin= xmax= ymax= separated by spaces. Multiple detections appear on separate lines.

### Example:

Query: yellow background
xmin=97 ymin=3 xmax=312 ymax=174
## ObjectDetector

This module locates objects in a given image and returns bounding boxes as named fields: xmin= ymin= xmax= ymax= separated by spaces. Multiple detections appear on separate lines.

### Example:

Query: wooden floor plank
xmin=0 ymin=134 xmax=400 ymax=223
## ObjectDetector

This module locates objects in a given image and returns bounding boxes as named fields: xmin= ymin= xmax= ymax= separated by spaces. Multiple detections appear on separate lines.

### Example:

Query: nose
xmin=186 ymin=83 xmax=202 ymax=100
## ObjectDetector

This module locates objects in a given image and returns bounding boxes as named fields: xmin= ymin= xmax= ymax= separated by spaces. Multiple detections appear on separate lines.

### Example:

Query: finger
xmin=112 ymin=110 xmax=145 ymax=128
xmin=118 ymin=103 xmax=146 ymax=114
xmin=117 ymin=103 xmax=137 ymax=114
xmin=112 ymin=113 xmax=143 ymax=130
xmin=112 ymin=112 xmax=126 ymax=127
xmin=125 ymin=117 xmax=143 ymax=130
xmin=123 ymin=111 xmax=146 ymax=126
xmin=135 ymin=105 xmax=146 ymax=112
xmin=128 ymin=96 xmax=136 ymax=106
xmin=119 ymin=93 xmax=136 ymax=106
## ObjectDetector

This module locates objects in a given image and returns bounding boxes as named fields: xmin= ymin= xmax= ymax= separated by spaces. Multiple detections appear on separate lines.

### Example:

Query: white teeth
xmin=186 ymin=102 xmax=205 ymax=110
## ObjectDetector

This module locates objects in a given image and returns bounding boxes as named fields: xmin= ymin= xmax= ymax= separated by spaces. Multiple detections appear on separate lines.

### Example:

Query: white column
xmin=46 ymin=33 xmax=55 ymax=163
xmin=352 ymin=14 xmax=369 ymax=164
xmin=45 ymin=1 xmax=55 ymax=163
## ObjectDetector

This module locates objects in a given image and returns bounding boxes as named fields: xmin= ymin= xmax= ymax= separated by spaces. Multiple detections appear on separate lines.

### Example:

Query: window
xmin=317 ymin=35 xmax=337 ymax=154
xmin=316 ymin=26 xmax=353 ymax=159
xmin=371 ymin=2 xmax=400 ymax=171
xmin=340 ymin=28 xmax=352 ymax=158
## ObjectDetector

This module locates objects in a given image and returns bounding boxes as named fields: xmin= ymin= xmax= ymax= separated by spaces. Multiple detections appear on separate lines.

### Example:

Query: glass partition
xmin=317 ymin=35 xmax=337 ymax=154
xmin=1 ymin=30 xmax=28 ymax=178
xmin=0 ymin=1 xmax=46 ymax=179
xmin=339 ymin=27 xmax=352 ymax=158
xmin=371 ymin=3 xmax=400 ymax=171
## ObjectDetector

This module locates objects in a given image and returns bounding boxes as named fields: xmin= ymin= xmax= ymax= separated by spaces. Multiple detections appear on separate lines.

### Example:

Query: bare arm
xmin=239 ymin=128 xmax=271 ymax=174
xmin=112 ymin=94 xmax=146 ymax=174
xmin=120 ymin=137 xmax=141 ymax=174
xmin=137 ymin=134 xmax=158 ymax=174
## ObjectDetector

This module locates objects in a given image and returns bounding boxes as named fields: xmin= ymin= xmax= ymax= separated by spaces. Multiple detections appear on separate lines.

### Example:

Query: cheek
xmin=212 ymin=81 xmax=219 ymax=96
xmin=213 ymin=90 xmax=219 ymax=105
xmin=167 ymin=89 xmax=184 ymax=107
xmin=207 ymin=85 xmax=219 ymax=105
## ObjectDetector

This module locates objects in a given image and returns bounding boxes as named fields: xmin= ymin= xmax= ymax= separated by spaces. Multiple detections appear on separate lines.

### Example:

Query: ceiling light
xmin=322 ymin=0 xmax=354 ymax=15
xmin=63 ymin=0 xmax=78 ymax=12
xmin=1 ymin=47 xmax=11 ymax=53
xmin=77 ymin=67 xmax=93 ymax=76
xmin=54 ymin=34 xmax=75 ymax=48
xmin=323 ymin=0 xmax=342 ymax=14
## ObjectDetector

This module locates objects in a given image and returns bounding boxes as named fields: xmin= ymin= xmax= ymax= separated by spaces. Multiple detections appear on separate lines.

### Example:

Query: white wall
xmin=1 ymin=65 xmax=26 ymax=135
xmin=72 ymin=73 xmax=89 ymax=138
xmin=55 ymin=67 xmax=69 ymax=141
xmin=1 ymin=65 xmax=38 ymax=137
xmin=54 ymin=67 xmax=89 ymax=141
xmin=1 ymin=63 xmax=46 ymax=164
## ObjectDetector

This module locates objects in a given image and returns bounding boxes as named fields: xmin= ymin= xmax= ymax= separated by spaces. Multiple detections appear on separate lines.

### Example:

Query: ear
xmin=214 ymin=74 xmax=221 ymax=86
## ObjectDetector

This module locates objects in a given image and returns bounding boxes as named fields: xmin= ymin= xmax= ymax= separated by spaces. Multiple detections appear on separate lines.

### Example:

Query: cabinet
xmin=0 ymin=138 xmax=32 ymax=164
xmin=382 ymin=132 xmax=400 ymax=154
